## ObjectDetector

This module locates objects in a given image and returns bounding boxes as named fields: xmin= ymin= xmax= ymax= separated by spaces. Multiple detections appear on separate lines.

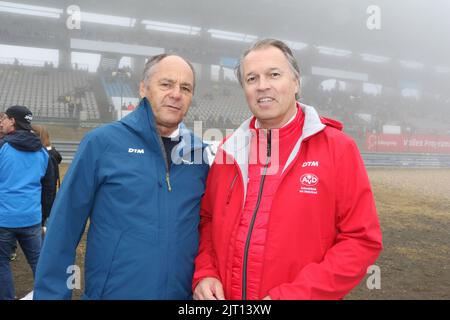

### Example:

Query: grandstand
xmin=185 ymin=83 xmax=251 ymax=127
xmin=0 ymin=64 xmax=99 ymax=120
xmin=0 ymin=0 xmax=448 ymax=150
xmin=2 ymin=1 xmax=450 ymax=303
xmin=100 ymin=73 xmax=135 ymax=100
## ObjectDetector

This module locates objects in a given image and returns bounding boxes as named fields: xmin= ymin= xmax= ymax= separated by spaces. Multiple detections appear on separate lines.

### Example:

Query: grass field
xmin=11 ymin=166 xmax=450 ymax=299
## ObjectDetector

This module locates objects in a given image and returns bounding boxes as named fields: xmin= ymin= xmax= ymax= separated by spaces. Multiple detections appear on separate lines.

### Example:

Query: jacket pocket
xmin=83 ymin=228 xmax=125 ymax=299
xmin=226 ymin=173 xmax=238 ymax=205
xmin=100 ymin=224 xmax=159 ymax=299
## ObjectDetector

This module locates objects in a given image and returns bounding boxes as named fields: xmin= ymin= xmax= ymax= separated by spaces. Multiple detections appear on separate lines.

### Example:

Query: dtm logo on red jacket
xmin=299 ymin=173 xmax=319 ymax=195
xmin=302 ymin=161 xmax=319 ymax=167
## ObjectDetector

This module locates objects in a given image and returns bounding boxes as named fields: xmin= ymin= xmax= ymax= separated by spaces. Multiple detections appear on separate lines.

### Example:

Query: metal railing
xmin=53 ymin=141 xmax=450 ymax=168
xmin=361 ymin=152 xmax=450 ymax=168
xmin=53 ymin=141 xmax=79 ymax=164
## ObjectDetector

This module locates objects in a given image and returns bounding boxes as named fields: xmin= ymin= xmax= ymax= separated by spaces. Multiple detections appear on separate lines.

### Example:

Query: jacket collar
xmin=119 ymin=97 xmax=157 ymax=142
xmin=3 ymin=130 xmax=43 ymax=152
xmin=220 ymin=103 xmax=326 ymax=198
xmin=282 ymin=103 xmax=326 ymax=174
xmin=120 ymin=97 xmax=206 ymax=159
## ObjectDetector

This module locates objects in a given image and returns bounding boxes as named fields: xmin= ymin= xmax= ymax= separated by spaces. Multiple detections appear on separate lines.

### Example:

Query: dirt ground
xmin=11 ymin=167 xmax=450 ymax=300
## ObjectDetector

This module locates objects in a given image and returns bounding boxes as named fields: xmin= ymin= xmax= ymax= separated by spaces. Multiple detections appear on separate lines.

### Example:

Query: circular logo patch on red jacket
xmin=300 ymin=173 xmax=319 ymax=186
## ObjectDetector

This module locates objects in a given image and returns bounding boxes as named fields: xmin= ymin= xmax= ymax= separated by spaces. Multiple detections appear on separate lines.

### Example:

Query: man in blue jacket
xmin=0 ymin=105 xmax=55 ymax=300
xmin=34 ymin=54 xmax=210 ymax=299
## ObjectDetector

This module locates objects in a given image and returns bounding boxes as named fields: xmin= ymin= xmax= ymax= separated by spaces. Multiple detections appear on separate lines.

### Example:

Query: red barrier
xmin=365 ymin=133 xmax=450 ymax=154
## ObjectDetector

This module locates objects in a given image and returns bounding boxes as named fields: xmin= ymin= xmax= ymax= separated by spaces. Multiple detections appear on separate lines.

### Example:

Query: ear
xmin=294 ymin=77 xmax=300 ymax=99
xmin=139 ymin=81 xmax=146 ymax=98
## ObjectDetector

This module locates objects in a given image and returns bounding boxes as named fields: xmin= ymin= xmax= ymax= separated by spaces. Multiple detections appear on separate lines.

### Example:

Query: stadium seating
xmin=1 ymin=63 xmax=448 ymax=138
xmin=100 ymin=73 xmax=136 ymax=99
xmin=0 ymin=64 xmax=99 ymax=120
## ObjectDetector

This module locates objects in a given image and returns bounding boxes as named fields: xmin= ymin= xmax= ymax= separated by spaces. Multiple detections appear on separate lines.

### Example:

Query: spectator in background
xmin=68 ymin=102 xmax=75 ymax=118
xmin=0 ymin=106 xmax=55 ymax=300
xmin=32 ymin=125 xmax=62 ymax=228
xmin=1 ymin=112 xmax=16 ymax=261
xmin=127 ymin=102 xmax=135 ymax=111
xmin=1 ymin=112 xmax=18 ymax=262
xmin=74 ymin=102 xmax=82 ymax=119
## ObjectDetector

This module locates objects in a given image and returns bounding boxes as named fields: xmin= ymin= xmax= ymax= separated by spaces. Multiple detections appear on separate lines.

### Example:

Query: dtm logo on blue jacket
xmin=128 ymin=148 xmax=145 ymax=154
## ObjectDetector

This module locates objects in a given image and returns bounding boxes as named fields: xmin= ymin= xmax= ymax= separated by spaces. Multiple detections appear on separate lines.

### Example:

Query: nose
xmin=257 ymin=76 xmax=270 ymax=91
xmin=169 ymin=86 xmax=182 ymax=99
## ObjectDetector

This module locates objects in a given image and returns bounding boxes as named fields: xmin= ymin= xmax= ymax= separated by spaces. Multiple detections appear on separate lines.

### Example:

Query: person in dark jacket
xmin=0 ymin=105 xmax=55 ymax=300
xmin=32 ymin=125 xmax=62 ymax=228
xmin=34 ymin=54 xmax=210 ymax=300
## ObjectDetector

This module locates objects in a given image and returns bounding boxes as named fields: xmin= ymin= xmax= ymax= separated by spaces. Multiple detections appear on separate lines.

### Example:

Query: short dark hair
xmin=142 ymin=53 xmax=196 ymax=92
xmin=235 ymin=38 xmax=301 ymax=100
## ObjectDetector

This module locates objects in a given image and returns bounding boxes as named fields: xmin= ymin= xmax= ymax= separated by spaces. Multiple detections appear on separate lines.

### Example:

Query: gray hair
xmin=142 ymin=53 xmax=196 ymax=92
xmin=235 ymin=39 xmax=301 ymax=100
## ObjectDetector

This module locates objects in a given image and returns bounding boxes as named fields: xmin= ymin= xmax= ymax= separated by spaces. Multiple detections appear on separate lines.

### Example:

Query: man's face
xmin=241 ymin=46 xmax=299 ymax=129
xmin=0 ymin=115 xmax=14 ymax=135
xmin=139 ymin=56 xmax=194 ymax=135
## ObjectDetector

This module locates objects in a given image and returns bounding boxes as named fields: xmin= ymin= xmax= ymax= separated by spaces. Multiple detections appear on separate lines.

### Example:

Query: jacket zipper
xmin=242 ymin=129 xmax=271 ymax=300
xmin=165 ymin=172 xmax=172 ymax=192
xmin=156 ymin=134 xmax=172 ymax=192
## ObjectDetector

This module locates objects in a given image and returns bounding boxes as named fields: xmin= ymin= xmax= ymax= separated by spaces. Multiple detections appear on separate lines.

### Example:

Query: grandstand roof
xmin=4 ymin=0 xmax=450 ymax=68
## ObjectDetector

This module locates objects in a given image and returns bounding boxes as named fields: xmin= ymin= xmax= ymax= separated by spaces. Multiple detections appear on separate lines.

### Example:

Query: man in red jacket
xmin=193 ymin=39 xmax=382 ymax=300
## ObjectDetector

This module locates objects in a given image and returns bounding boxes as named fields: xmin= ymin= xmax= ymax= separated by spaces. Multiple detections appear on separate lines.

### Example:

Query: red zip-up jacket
xmin=193 ymin=104 xmax=383 ymax=300
xmin=229 ymin=106 xmax=304 ymax=300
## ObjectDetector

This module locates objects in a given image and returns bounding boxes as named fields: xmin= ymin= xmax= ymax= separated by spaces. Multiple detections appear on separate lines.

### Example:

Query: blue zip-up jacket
xmin=34 ymin=98 xmax=210 ymax=299
xmin=0 ymin=130 xmax=54 ymax=228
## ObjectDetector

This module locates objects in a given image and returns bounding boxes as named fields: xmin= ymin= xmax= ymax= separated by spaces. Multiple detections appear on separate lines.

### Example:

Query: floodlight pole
xmin=120 ymin=78 xmax=123 ymax=111
xmin=113 ymin=69 xmax=128 ymax=113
